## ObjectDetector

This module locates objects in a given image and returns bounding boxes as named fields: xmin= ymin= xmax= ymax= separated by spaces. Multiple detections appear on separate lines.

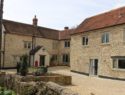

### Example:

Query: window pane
xmin=24 ymin=42 xmax=27 ymax=48
xmin=86 ymin=37 xmax=88 ymax=45
xmin=28 ymin=43 xmax=31 ymax=49
xmin=82 ymin=37 xmax=85 ymax=45
xmin=66 ymin=55 xmax=68 ymax=62
xmin=83 ymin=37 xmax=88 ymax=45
xmin=63 ymin=54 xmax=65 ymax=62
xmin=68 ymin=42 xmax=70 ymax=47
xmin=118 ymin=60 xmax=125 ymax=69
xmin=65 ymin=41 xmax=68 ymax=47
xmin=106 ymin=33 xmax=109 ymax=43
xmin=102 ymin=34 xmax=105 ymax=43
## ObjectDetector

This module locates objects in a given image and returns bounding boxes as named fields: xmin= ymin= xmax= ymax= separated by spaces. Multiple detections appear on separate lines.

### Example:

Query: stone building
xmin=2 ymin=6 xmax=125 ymax=80
xmin=71 ymin=7 xmax=125 ymax=80
xmin=2 ymin=16 xmax=72 ymax=68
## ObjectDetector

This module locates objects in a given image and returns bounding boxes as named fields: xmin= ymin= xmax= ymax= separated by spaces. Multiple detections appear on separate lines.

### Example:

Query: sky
xmin=3 ymin=0 xmax=125 ymax=30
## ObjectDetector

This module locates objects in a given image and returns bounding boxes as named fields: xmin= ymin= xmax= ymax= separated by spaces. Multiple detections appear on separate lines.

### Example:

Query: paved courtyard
xmin=2 ymin=66 xmax=125 ymax=95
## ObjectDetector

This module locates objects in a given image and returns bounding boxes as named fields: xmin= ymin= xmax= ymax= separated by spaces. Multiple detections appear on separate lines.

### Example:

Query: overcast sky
xmin=3 ymin=0 xmax=125 ymax=30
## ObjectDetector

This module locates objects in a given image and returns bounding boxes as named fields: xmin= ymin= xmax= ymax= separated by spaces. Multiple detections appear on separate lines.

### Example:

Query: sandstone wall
xmin=71 ymin=24 xmax=125 ymax=79
xmin=58 ymin=40 xmax=70 ymax=65
xmin=4 ymin=34 xmax=59 ymax=67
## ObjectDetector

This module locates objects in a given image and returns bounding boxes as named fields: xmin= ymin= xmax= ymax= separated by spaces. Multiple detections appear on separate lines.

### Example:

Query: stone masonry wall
xmin=4 ymin=34 xmax=59 ymax=67
xmin=3 ymin=74 xmax=78 ymax=95
xmin=71 ymin=24 xmax=125 ymax=79
xmin=58 ymin=40 xmax=70 ymax=65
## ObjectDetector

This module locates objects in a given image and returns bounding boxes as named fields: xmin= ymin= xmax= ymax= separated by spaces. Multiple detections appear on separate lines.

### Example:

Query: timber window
xmin=112 ymin=58 xmax=125 ymax=69
xmin=62 ymin=54 xmax=70 ymax=63
xmin=82 ymin=36 xmax=88 ymax=45
xmin=101 ymin=32 xmax=109 ymax=43
xmin=24 ymin=41 xmax=32 ymax=49
xmin=64 ymin=41 xmax=70 ymax=47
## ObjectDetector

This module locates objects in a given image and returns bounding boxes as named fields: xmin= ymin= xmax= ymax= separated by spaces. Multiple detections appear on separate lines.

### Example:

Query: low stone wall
xmin=16 ymin=81 xmax=78 ymax=95
xmin=1 ymin=74 xmax=78 ymax=95
xmin=17 ymin=74 xmax=71 ymax=85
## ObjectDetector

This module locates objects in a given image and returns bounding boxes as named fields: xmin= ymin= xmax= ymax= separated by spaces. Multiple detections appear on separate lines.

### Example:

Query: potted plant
xmin=34 ymin=66 xmax=48 ymax=76
xmin=20 ymin=55 xmax=28 ymax=76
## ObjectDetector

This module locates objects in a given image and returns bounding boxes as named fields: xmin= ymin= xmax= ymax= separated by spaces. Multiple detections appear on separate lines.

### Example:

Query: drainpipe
xmin=3 ymin=30 xmax=6 ymax=68
xmin=0 ymin=0 xmax=4 ymax=70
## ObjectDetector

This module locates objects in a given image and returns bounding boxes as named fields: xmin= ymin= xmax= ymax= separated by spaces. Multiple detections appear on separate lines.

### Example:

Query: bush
xmin=20 ymin=55 xmax=29 ymax=76
xmin=0 ymin=87 xmax=16 ymax=95
xmin=34 ymin=66 xmax=48 ymax=76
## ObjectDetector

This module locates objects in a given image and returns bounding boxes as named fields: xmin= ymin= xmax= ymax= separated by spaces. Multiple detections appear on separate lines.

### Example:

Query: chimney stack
xmin=33 ymin=15 xmax=38 ymax=26
xmin=64 ymin=26 xmax=69 ymax=30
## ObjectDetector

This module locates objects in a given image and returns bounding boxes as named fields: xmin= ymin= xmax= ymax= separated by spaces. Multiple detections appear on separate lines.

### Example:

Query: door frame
xmin=89 ymin=59 xmax=98 ymax=76
xmin=39 ymin=55 xmax=46 ymax=66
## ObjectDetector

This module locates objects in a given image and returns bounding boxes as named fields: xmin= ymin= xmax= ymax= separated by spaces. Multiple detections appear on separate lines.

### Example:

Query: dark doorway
xmin=89 ymin=59 xmax=98 ymax=76
xmin=40 ymin=55 xmax=45 ymax=66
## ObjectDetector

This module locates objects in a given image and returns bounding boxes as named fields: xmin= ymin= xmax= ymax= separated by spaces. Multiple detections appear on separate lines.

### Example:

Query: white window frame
xmin=64 ymin=41 xmax=70 ymax=48
xmin=112 ymin=58 xmax=125 ymax=70
xmin=24 ymin=41 xmax=32 ymax=49
xmin=101 ymin=32 xmax=109 ymax=44
xmin=62 ymin=54 xmax=70 ymax=63
xmin=82 ymin=36 xmax=88 ymax=46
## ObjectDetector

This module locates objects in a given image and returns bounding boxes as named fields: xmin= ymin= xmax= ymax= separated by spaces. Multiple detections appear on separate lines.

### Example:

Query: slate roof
xmin=72 ymin=6 xmax=125 ymax=35
xmin=3 ymin=20 xmax=60 ymax=40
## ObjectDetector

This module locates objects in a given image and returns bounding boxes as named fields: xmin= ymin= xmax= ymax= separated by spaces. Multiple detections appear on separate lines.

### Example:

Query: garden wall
xmin=0 ymin=73 xmax=78 ymax=95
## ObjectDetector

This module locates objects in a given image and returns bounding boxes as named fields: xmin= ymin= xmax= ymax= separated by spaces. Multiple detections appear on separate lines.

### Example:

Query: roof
xmin=30 ymin=46 xmax=42 ymax=55
xmin=59 ymin=29 xmax=75 ymax=40
xmin=3 ymin=20 xmax=60 ymax=40
xmin=72 ymin=6 xmax=125 ymax=35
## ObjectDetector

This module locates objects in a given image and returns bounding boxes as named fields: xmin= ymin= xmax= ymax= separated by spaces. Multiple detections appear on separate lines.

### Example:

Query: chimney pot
xmin=64 ymin=26 xmax=69 ymax=30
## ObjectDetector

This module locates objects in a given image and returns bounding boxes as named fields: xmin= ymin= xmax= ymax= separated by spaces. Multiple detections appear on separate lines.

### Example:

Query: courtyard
xmin=1 ymin=66 xmax=125 ymax=95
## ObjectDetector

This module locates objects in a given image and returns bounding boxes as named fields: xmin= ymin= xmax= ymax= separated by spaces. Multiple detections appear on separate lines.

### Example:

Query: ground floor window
xmin=51 ymin=55 xmax=58 ymax=61
xmin=112 ymin=58 xmax=125 ymax=69
xmin=62 ymin=54 xmax=70 ymax=63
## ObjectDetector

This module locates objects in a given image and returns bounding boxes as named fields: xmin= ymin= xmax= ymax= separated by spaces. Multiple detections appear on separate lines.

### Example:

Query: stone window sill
xmin=112 ymin=68 xmax=125 ymax=72
xmin=82 ymin=45 xmax=89 ymax=48
xmin=101 ymin=43 xmax=110 ymax=46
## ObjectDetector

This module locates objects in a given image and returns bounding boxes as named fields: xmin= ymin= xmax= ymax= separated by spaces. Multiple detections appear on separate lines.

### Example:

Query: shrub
xmin=0 ymin=87 xmax=16 ymax=95
xmin=34 ymin=66 xmax=48 ymax=76
xmin=20 ymin=54 xmax=29 ymax=76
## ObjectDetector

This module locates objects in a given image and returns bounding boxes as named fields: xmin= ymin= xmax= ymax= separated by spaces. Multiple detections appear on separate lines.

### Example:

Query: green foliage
xmin=20 ymin=54 xmax=29 ymax=76
xmin=34 ymin=66 xmax=48 ymax=76
xmin=0 ymin=87 xmax=16 ymax=95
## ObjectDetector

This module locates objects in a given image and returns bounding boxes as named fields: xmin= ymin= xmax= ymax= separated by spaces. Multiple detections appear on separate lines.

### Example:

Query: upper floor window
xmin=101 ymin=33 xmax=109 ymax=43
xmin=82 ymin=36 xmax=88 ymax=46
xmin=64 ymin=41 xmax=70 ymax=47
xmin=24 ymin=41 xmax=32 ymax=49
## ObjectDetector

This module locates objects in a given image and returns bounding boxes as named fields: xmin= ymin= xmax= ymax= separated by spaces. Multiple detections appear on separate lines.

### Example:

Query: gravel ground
xmin=2 ymin=66 xmax=125 ymax=95
xmin=49 ymin=66 xmax=125 ymax=95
